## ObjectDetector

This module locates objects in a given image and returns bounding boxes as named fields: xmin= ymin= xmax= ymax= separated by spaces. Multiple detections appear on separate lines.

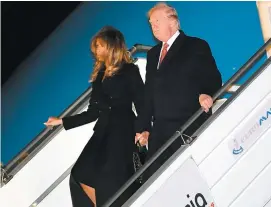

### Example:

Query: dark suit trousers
xmin=145 ymin=119 xmax=199 ymax=180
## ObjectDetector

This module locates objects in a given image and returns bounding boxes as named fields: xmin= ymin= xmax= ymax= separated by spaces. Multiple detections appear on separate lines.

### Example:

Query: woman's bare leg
xmin=80 ymin=183 xmax=96 ymax=207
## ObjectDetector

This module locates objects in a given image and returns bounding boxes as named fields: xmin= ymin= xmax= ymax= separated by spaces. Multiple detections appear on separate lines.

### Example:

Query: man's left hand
xmin=199 ymin=94 xmax=213 ymax=113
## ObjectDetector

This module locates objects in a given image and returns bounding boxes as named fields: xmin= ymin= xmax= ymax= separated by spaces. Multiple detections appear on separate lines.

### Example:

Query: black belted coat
xmin=62 ymin=63 xmax=144 ymax=206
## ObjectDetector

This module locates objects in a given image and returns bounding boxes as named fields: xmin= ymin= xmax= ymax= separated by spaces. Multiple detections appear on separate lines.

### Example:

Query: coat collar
xmin=155 ymin=30 xmax=186 ymax=70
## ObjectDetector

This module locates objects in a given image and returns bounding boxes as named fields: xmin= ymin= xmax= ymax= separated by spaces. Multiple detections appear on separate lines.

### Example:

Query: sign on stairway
xmin=228 ymin=93 xmax=271 ymax=157
xmin=135 ymin=158 xmax=216 ymax=207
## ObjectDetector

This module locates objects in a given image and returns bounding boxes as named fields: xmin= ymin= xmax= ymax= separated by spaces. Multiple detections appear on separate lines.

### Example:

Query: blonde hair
xmin=148 ymin=2 xmax=180 ymax=29
xmin=90 ymin=27 xmax=131 ymax=82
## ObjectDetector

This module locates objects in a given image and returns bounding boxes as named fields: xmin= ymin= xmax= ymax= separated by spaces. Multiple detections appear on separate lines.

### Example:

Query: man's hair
xmin=148 ymin=2 xmax=180 ymax=29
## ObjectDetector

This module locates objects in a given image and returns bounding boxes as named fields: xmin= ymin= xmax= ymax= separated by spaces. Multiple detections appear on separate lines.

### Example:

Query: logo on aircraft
xmin=229 ymin=106 xmax=270 ymax=156
xmin=232 ymin=138 xmax=244 ymax=155
xmin=185 ymin=193 xmax=215 ymax=207
xmin=259 ymin=108 xmax=271 ymax=126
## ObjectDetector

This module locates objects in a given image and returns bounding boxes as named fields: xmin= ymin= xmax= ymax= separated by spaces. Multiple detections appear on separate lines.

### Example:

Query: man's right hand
xmin=135 ymin=131 xmax=150 ymax=146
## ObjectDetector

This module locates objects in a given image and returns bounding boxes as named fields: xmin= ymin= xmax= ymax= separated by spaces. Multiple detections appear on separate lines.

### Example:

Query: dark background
xmin=1 ymin=1 xmax=81 ymax=85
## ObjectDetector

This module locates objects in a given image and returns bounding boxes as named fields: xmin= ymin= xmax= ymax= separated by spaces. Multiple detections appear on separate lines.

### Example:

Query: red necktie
xmin=159 ymin=43 xmax=169 ymax=64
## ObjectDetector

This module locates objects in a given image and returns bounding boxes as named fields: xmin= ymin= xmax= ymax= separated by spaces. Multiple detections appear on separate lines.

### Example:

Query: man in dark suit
xmin=135 ymin=3 xmax=222 ymax=175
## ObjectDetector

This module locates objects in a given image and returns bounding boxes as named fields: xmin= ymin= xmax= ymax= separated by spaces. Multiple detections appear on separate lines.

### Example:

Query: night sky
xmin=1 ymin=1 xmax=81 ymax=85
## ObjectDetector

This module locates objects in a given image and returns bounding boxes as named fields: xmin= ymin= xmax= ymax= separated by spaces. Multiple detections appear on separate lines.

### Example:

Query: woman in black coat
xmin=45 ymin=27 xmax=144 ymax=207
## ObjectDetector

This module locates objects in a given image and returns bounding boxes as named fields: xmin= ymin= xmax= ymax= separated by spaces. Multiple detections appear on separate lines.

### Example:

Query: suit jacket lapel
xmin=153 ymin=43 xmax=162 ymax=69
xmin=158 ymin=30 xmax=186 ymax=70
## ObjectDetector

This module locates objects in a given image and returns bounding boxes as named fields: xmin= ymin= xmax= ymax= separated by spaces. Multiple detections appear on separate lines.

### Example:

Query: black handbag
xmin=133 ymin=141 xmax=148 ymax=183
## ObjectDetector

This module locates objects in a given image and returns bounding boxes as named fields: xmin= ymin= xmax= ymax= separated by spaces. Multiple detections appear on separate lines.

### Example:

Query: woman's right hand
xmin=44 ymin=117 xmax=63 ymax=127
